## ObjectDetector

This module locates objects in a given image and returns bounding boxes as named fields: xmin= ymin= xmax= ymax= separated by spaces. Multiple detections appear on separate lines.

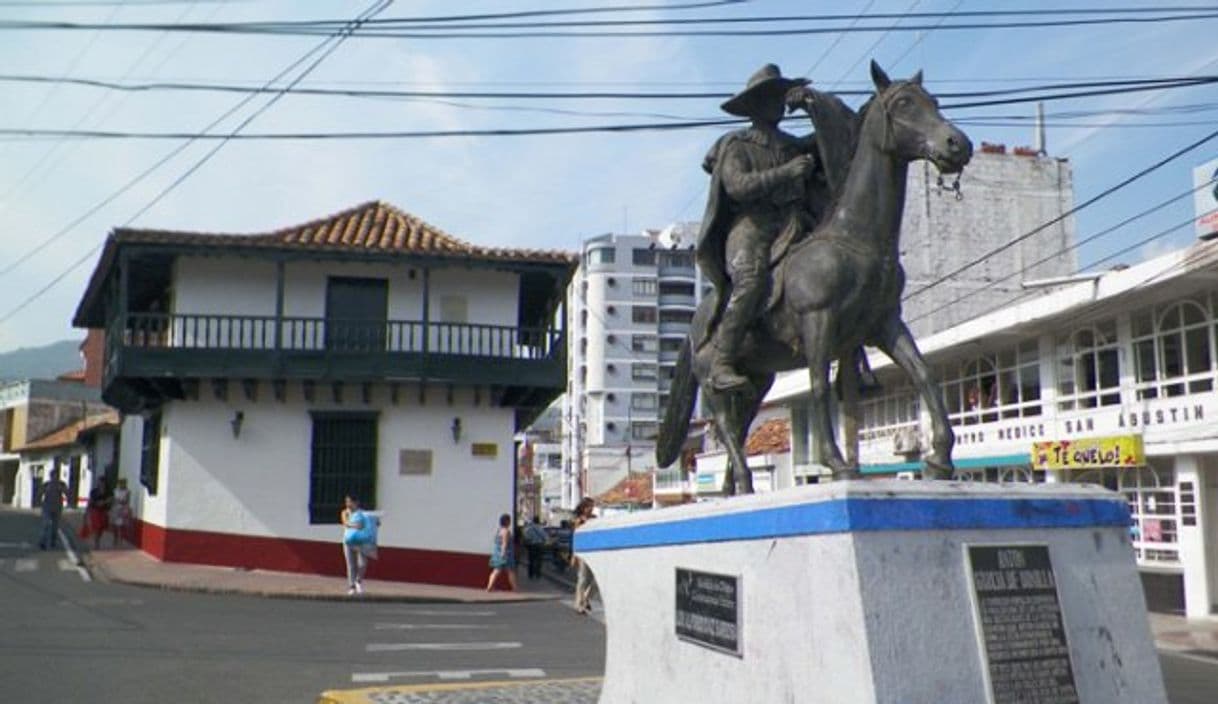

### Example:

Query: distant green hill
xmin=0 ymin=339 xmax=83 ymax=381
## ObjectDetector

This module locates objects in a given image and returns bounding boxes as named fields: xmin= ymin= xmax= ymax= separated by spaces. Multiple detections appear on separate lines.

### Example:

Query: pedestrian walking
xmin=523 ymin=516 xmax=548 ymax=580
xmin=341 ymin=495 xmax=375 ymax=596
xmin=80 ymin=481 xmax=111 ymax=549
xmin=572 ymin=498 xmax=599 ymax=615
xmin=37 ymin=470 xmax=70 ymax=550
xmin=109 ymin=478 xmax=132 ymax=547
xmin=486 ymin=513 xmax=517 ymax=592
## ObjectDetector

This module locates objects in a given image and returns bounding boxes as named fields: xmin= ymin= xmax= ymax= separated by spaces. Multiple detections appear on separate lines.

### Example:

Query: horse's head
xmin=868 ymin=60 xmax=972 ymax=174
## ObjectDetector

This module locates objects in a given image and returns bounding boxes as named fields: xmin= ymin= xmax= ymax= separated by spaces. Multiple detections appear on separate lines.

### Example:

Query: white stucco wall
xmin=140 ymin=383 xmax=514 ymax=555
xmin=172 ymin=256 xmax=519 ymax=328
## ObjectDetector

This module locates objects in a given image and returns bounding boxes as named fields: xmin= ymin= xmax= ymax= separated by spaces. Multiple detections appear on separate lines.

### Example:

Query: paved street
xmin=3 ymin=508 xmax=1217 ymax=703
xmin=0 ymin=510 xmax=605 ymax=703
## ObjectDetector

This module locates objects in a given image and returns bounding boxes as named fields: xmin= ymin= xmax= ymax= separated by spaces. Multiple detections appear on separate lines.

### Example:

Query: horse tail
xmin=656 ymin=338 xmax=697 ymax=469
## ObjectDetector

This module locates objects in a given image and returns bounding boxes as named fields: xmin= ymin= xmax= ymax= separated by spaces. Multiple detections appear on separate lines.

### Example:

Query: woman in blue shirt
xmin=341 ymin=495 xmax=371 ymax=596
xmin=486 ymin=513 xmax=517 ymax=592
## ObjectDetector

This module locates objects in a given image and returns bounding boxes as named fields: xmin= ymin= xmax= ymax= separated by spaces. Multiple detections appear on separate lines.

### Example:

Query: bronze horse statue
xmin=656 ymin=62 xmax=973 ymax=493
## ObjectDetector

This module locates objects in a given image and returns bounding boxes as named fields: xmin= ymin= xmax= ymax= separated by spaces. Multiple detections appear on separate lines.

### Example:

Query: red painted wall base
xmin=130 ymin=519 xmax=488 ymax=588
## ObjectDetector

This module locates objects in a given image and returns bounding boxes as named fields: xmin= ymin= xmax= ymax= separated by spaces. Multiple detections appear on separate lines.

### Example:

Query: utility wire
xmin=0 ymin=0 xmax=389 ymax=286
xmin=2 ymin=10 xmax=1215 ymax=38
xmin=0 ymin=72 xmax=1209 ymax=102
xmin=3 ymin=76 xmax=1214 ymax=141
xmin=902 ymin=126 xmax=1218 ymax=303
xmin=0 ymin=0 xmax=200 ymax=207
xmin=3 ymin=5 xmax=1211 ymax=32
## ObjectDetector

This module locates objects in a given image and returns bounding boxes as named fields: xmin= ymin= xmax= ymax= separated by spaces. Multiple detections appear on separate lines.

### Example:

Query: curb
xmin=83 ymin=553 xmax=561 ymax=604
xmin=316 ymin=676 xmax=603 ymax=704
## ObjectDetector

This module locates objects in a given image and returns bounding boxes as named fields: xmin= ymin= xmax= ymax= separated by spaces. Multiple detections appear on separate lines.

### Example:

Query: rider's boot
xmin=708 ymin=304 xmax=752 ymax=391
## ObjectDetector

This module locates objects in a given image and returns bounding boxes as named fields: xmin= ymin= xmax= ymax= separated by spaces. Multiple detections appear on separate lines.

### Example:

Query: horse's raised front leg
xmin=799 ymin=311 xmax=849 ymax=474
xmin=877 ymin=316 xmax=955 ymax=479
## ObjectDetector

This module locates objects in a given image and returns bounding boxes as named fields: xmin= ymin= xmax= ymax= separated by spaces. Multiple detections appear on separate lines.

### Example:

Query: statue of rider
xmin=696 ymin=64 xmax=827 ymax=391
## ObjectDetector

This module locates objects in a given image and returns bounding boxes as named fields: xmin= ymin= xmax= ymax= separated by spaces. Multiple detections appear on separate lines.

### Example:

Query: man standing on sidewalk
xmin=523 ymin=517 xmax=548 ymax=580
xmin=37 ymin=469 xmax=69 ymax=550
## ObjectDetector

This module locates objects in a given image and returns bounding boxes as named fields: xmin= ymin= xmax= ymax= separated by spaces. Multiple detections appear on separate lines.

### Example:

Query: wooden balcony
xmin=103 ymin=313 xmax=565 ymax=404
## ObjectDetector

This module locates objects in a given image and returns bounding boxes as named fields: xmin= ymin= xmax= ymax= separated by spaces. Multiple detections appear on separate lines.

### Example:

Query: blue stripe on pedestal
xmin=574 ymin=497 xmax=1131 ymax=552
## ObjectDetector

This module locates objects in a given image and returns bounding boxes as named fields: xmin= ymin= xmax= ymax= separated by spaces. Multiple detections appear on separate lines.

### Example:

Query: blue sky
xmin=0 ymin=0 xmax=1216 ymax=352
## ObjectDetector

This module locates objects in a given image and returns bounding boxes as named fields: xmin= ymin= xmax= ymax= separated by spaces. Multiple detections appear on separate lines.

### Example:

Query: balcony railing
xmin=107 ymin=313 xmax=565 ymax=387
xmin=121 ymin=313 xmax=561 ymax=359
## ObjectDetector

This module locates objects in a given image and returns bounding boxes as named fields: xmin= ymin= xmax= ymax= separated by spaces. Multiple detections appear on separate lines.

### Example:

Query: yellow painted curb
xmin=316 ymin=676 xmax=603 ymax=703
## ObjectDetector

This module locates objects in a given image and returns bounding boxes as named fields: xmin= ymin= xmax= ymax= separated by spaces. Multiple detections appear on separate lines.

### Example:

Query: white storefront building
xmin=71 ymin=201 xmax=574 ymax=587
xmin=767 ymin=240 xmax=1218 ymax=618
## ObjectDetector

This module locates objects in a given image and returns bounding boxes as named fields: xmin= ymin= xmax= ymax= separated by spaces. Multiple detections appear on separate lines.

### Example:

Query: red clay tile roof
xmin=596 ymin=473 xmax=654 ymax=506
xmin=16 ymin=411 xmax=120 ymax=452
xmin=57 ymin=369 xmax=86 ymax=382
xmin=114 ymin=200 xmax=576 ymax=265
xmin=745 ymin=418 xmax=791 ymax=456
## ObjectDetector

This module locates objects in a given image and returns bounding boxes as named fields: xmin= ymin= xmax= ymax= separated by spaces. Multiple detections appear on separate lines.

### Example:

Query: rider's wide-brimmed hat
xmin=720 ymin=64 xmax=809 ymax=118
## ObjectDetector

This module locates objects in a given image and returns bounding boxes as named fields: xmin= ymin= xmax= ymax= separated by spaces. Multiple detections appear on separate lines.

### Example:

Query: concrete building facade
xmin=562 ymin=224 xmax=706 ymax=506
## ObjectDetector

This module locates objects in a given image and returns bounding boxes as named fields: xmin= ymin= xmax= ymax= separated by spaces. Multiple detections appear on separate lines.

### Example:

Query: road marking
xmin=0 ymin=541 xmax=33 ymax=549
xmin=366 ymin=641 xmax=523 ymax=652
xmin=373 ymin=623 xmax=497 ymax=631
xmin=351 ymin=668 xmax=545 ymax=684
xmin=14 ymin=558 xmax=39 ymax=572
xmin=385 ymin=609 xmax=497 ymax=617
xmin=58 ymin=559 xmax=77 ymax=571
xmin=57 ymin=528 xmax=91 ymax=582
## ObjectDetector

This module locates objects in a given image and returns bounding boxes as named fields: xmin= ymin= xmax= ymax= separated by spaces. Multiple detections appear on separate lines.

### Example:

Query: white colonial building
xmin=764 ymin=240 xmax=1218 ymax=618
xmin=71 ymin=201 xmax=574 ymax=587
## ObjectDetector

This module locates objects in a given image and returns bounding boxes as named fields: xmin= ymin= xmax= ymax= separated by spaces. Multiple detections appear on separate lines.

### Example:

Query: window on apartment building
xmin=309 ymin=412 xmax=378 ymax=524
xmin=586 ymin=247 xmax=615 ymax=266
xmin=631 ymin=335 xmax=658 ymax=353
xmin=632 ymin=363 xmax=658 ymax=381
xmin=139 ymin=410 xmax=162 ymax=496
xmin=659 ymin=281 xmax=695 ymax=296
xmin=631 ymin=422 xmax=658 ymax=441
xmin=631 ymin=393 xmax=658 ymax=410
xmin=632 ymin=279 xmax=658 ymax=296
xmin=632 ymin=307 xmax=657 ymax=324
xmin=940 ymin=341 xmax=1041 ymax=424
xmin=1132 ymin=298 xmax=1215 ymax=399
xmin=632 ymin=248 xmax=657 ymax=266
xmin=659 ymin=309 xmax=693 ymax=324
xmin=1057 ymin=321 xmax=1120 ymax=410
xmin=657 ymin=250 xmax=694 ymax=268
xmin=547 ymin=454 xmax=562 ymax=469
xmin=660 ymin=338 xmax=682 ymax=352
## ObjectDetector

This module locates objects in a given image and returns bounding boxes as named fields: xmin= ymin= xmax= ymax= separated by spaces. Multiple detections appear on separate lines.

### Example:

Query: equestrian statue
xmin=655 ymin=60 xmax=973 ymax=494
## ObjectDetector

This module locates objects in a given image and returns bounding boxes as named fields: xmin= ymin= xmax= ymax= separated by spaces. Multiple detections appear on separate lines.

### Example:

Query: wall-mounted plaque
xmin=675 ymin=568 xmax=742 ymax=657
xmin=399 ymin=449 xmax=432 ymax=476
xmin=471 ymin=442 xmax=498 ymax=458
xmin=967 ymin=544 xmax=1078 ymax=704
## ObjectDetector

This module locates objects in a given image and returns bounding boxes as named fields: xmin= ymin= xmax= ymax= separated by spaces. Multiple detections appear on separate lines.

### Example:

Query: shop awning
xmin=861 ymin=453 xmax=1031 ymax=475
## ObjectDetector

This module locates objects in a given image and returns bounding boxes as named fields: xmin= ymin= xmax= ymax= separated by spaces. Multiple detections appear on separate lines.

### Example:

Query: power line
xmin=1 ymin=72 xmax=1210 ymax=102
xmin=902 ymin=126 xmax=1218 ymax=303
xmin=0 ymin=0 xmax=389 ymax=284
xmin=0 ymin=0 xmax=201 ymax=207
xmin=2 ymin=76 xmax=1214 ymax=142
xmin=2 ymin=10 xmax=1216 ymax=38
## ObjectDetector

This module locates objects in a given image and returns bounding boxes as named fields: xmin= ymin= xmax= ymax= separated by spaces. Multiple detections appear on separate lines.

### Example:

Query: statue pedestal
xmin=576 ymin=481 xmax=1167 ymax=704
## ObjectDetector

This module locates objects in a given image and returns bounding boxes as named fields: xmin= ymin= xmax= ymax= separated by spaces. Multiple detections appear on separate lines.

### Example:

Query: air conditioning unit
xmin=893 ymin=428 xmax=922 ymax=455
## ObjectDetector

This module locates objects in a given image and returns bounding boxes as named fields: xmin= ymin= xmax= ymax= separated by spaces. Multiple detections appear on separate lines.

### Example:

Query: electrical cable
xmin=0 ymin=0 xmax=389 ymax=299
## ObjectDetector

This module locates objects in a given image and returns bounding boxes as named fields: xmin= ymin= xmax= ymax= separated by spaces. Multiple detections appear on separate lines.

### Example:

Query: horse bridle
xmin=874 ymin=81 xmax=964 ymax=200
